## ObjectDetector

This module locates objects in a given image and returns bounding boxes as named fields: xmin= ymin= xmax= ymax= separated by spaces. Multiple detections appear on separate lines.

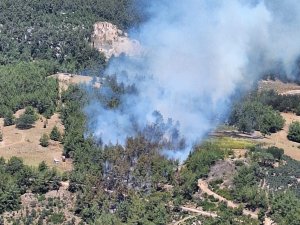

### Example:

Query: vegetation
xmin=232 ymin=164 xmax=267 ymax=210
xmin=0 ymin=0 xmax=142 ymax=72
xmin=255 ymin=90 xmax=300 ymax=113
xmin=229 ymin=100 xmax=284 ymax=135
xmin=3 ymin=112 xmax=15 ymax=126
xmin=209 ymin=137 xmax=255 ymax=149
xmin=270 ymin=191 xmax=300 ymax=225
xmin=0 ymin=157 xmax=61 ymax=214
xmin=2 ymin=1 xmax=300 ymax=224
xmin=0 ymin=62 xmax=59 ymax=118
xmin=15 ymin=106 xmax=38 ymax=129
xmin=59 ymin=84 xmax=176 ymax=223
xmin=177 ymin=143 xmax=226 ymax=200
xmin=40 ymin=133 xmax=50 ymax=147
xmin=288 ymin=121 xmax=300 ymax=143
xmin=50 ymin=126 xmax=62 ymax=141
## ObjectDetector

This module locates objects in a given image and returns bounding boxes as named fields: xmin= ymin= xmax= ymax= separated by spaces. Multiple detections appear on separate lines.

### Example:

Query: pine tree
xmin=40 ymin=133 xmax=50 ymax=147
xmin=50 ymin=126 xmax=62 ymax=141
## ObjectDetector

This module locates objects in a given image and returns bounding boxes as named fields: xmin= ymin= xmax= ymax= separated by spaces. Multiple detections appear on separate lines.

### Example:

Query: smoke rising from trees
xmin=85 ymin=0 xmax=300 ymax=161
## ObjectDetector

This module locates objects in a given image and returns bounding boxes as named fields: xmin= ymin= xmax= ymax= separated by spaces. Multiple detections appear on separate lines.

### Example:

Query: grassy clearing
xmin=206 ymin=137 xmax=255 ymax=149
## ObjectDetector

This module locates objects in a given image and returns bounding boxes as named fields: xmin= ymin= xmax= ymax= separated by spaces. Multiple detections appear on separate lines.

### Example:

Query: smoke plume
xmin=85 ymin=0 xmax=300 ymax=161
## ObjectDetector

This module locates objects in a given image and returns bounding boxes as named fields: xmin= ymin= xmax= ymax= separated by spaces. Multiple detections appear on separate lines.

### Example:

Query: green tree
xmin=266 ymin=146 xmax=284 ymax=160
xmin=50 ymin=126 xmax=62 ymax=141
xmin=38 ymin=161 xmax=48 ymax=172
xmin=40 ymin=133 xmax=50 ymax=147
xmin=230 ymin=100 xmax=284 ymax=135
xmin=4 ymin=112 xmax=15 ymax=126
xmin=16 ymin=108 xmax=37 ymax=129
xmin=287 ymin=121 xmax=300 ymax=143
xmin=270 ymin=191 xmax=300 ymax=225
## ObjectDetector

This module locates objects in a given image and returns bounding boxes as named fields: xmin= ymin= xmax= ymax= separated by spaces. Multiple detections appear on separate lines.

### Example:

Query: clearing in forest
xmin=0 ymin=110 xmax=71 ymax=172
xmin=261 ymin=112 xmax=300 ymax=161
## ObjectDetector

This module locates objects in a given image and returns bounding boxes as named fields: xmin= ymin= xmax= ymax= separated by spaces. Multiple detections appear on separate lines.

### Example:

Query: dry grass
xmin=0 ymin=111 xmax=72 ymax=172
xmin=258 ymin=79 xmax=300 ymax=95
xmin=207 ymin=137 xmax=255 ymax=150
xmin=260 ymin=112 xmax=300 ymax=161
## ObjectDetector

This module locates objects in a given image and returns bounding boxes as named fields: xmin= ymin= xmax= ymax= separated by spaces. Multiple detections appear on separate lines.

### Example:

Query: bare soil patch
xmin=259 ymin=112 xmax=300 ymax=160
xmin=91 ymin=22 xmax=141 ymax=59
xmin=0 ymin=110 xmax=72 ymax=172
xmin=49 ymin=73 xmax=101 ymax=95
xmin=258 ymin=79 xmax=300 ymax=95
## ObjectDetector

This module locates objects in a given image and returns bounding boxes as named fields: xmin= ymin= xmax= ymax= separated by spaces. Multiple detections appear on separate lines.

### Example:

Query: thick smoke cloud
xmin=85 ymin=0 xmax=300 ymax=161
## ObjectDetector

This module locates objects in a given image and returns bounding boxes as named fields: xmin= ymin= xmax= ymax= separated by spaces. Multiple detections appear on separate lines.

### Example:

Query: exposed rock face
xmin=91 ymin=22 xmax=141 ymax=59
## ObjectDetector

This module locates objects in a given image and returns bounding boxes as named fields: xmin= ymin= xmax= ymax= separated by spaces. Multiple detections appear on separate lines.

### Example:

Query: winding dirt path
xmin=198 ymin=179 xmax=276 ymax=224
xmin=171 ymin=206 xmax=217 ymax=225
xmin=173 ymin=215 xmax=195 ymax=225
xmin=198 ymin=179 xmax=258 ymax=219
xmin=180 ymin=206 xmax=217 ymax=217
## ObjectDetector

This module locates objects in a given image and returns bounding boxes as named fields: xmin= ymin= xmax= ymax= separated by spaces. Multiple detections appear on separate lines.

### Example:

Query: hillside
xmin=2 ymin=1 xmax=300 ymax=225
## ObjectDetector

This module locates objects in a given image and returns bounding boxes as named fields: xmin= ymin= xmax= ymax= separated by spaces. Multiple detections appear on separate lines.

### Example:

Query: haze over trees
xmin=1 ymin=0 xmax=300 ymax=224
xmin=229 ymin=100 xmax=285 ymax=135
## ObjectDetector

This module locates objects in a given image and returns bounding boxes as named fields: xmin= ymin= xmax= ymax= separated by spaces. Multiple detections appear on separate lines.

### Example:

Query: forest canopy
xmin=0 ymin=0 xmax=142 ymax=72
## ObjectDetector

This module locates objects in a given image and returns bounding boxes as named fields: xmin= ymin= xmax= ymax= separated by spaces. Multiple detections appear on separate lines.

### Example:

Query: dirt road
xmin=171 ymin=206 xmax=217 ymax=225
xmin=198 ymin=179 xmax=258 ymax=219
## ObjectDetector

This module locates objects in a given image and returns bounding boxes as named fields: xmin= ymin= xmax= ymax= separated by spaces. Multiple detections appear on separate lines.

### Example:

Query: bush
xmin=229 ymin=100 xmax=284 ymax=135
xmin=4 ymin=112 xmax=15 ymax=126
xmin=15 ymin=107 xmax=38 ymax=129
xmin=266 ymin=146 xmax=284 ymax=160
xmin=16 ymin=114 xmax=36 ymax=129
xmin=40 ymin=134 xmax=50 ymax=147
xmin=50 ymin=126 xmax=62 ymax=141
xmin=48 ymin=212 xmax=65 ymax=224
xmin=288 ymin=121 xmax=300 ymax=143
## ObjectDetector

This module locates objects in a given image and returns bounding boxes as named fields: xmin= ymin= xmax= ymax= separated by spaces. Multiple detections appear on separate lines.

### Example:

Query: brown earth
xmin=198 ymin=179 xmax=275 ymax=225
xmin=91 ymin=22 xmax=141 ymax=59
xmin=259 ymin=112 xmax=300 ymax=160
xmin=49 ymin=73 xmax=101 ymax=95
xmin=0 ymin=110 xmax=72 ymax=172
xmin=0 ymin=73 xmax=100 ymax=172
xmin=258 ymin=79 xmax=300 ymax=95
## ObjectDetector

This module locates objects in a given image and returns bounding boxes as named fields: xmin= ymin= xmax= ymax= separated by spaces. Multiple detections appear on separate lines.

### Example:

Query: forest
xmin=0 ymin=0 xmax=142 ymax=72
xmin=1 ymin=0 xmax=300 ymax=225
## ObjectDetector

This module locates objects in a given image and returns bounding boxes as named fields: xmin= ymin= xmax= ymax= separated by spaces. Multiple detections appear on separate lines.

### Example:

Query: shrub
xmin=48 ymin=212 xmax=65 ymax=224
xmin=50 ymin=126 xmax=62 ymax=141
xmin=266 ymin=146 xmax=284 ymax=160
xmin=288 ymin=121 xmax=300 ymax=143
xmin=16 ymin=114 xmax=36 ymax=129
xmin=229 ymin=100 xmax=285 ymax=135
xmin=15 ymin=108 xmax=38 ymax=129
xmin=40 ymin=133 xmax=50 ymax=147
xmin=4 ymin=112 xmax=15 ymax=126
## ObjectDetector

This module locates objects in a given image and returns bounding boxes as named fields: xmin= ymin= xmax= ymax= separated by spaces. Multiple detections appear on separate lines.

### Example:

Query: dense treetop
xmin=0 ymin=0 xmax=141 ymax=71
xmin=0 ymin=61 xmax=58 ymax=118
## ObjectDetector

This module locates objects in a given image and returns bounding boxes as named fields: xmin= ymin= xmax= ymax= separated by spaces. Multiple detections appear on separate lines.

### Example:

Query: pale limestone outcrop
xmin=91 ymin=22 xmax=141 ymax=59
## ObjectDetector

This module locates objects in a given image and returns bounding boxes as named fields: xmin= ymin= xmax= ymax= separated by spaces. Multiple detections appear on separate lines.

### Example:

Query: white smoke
xmin=85 ymin=0 xmax=300 ymax=161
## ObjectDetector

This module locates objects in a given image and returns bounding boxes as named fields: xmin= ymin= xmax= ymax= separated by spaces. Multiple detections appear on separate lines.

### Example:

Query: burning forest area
xmin=2 ymin=0 xmax=300 ymax=225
